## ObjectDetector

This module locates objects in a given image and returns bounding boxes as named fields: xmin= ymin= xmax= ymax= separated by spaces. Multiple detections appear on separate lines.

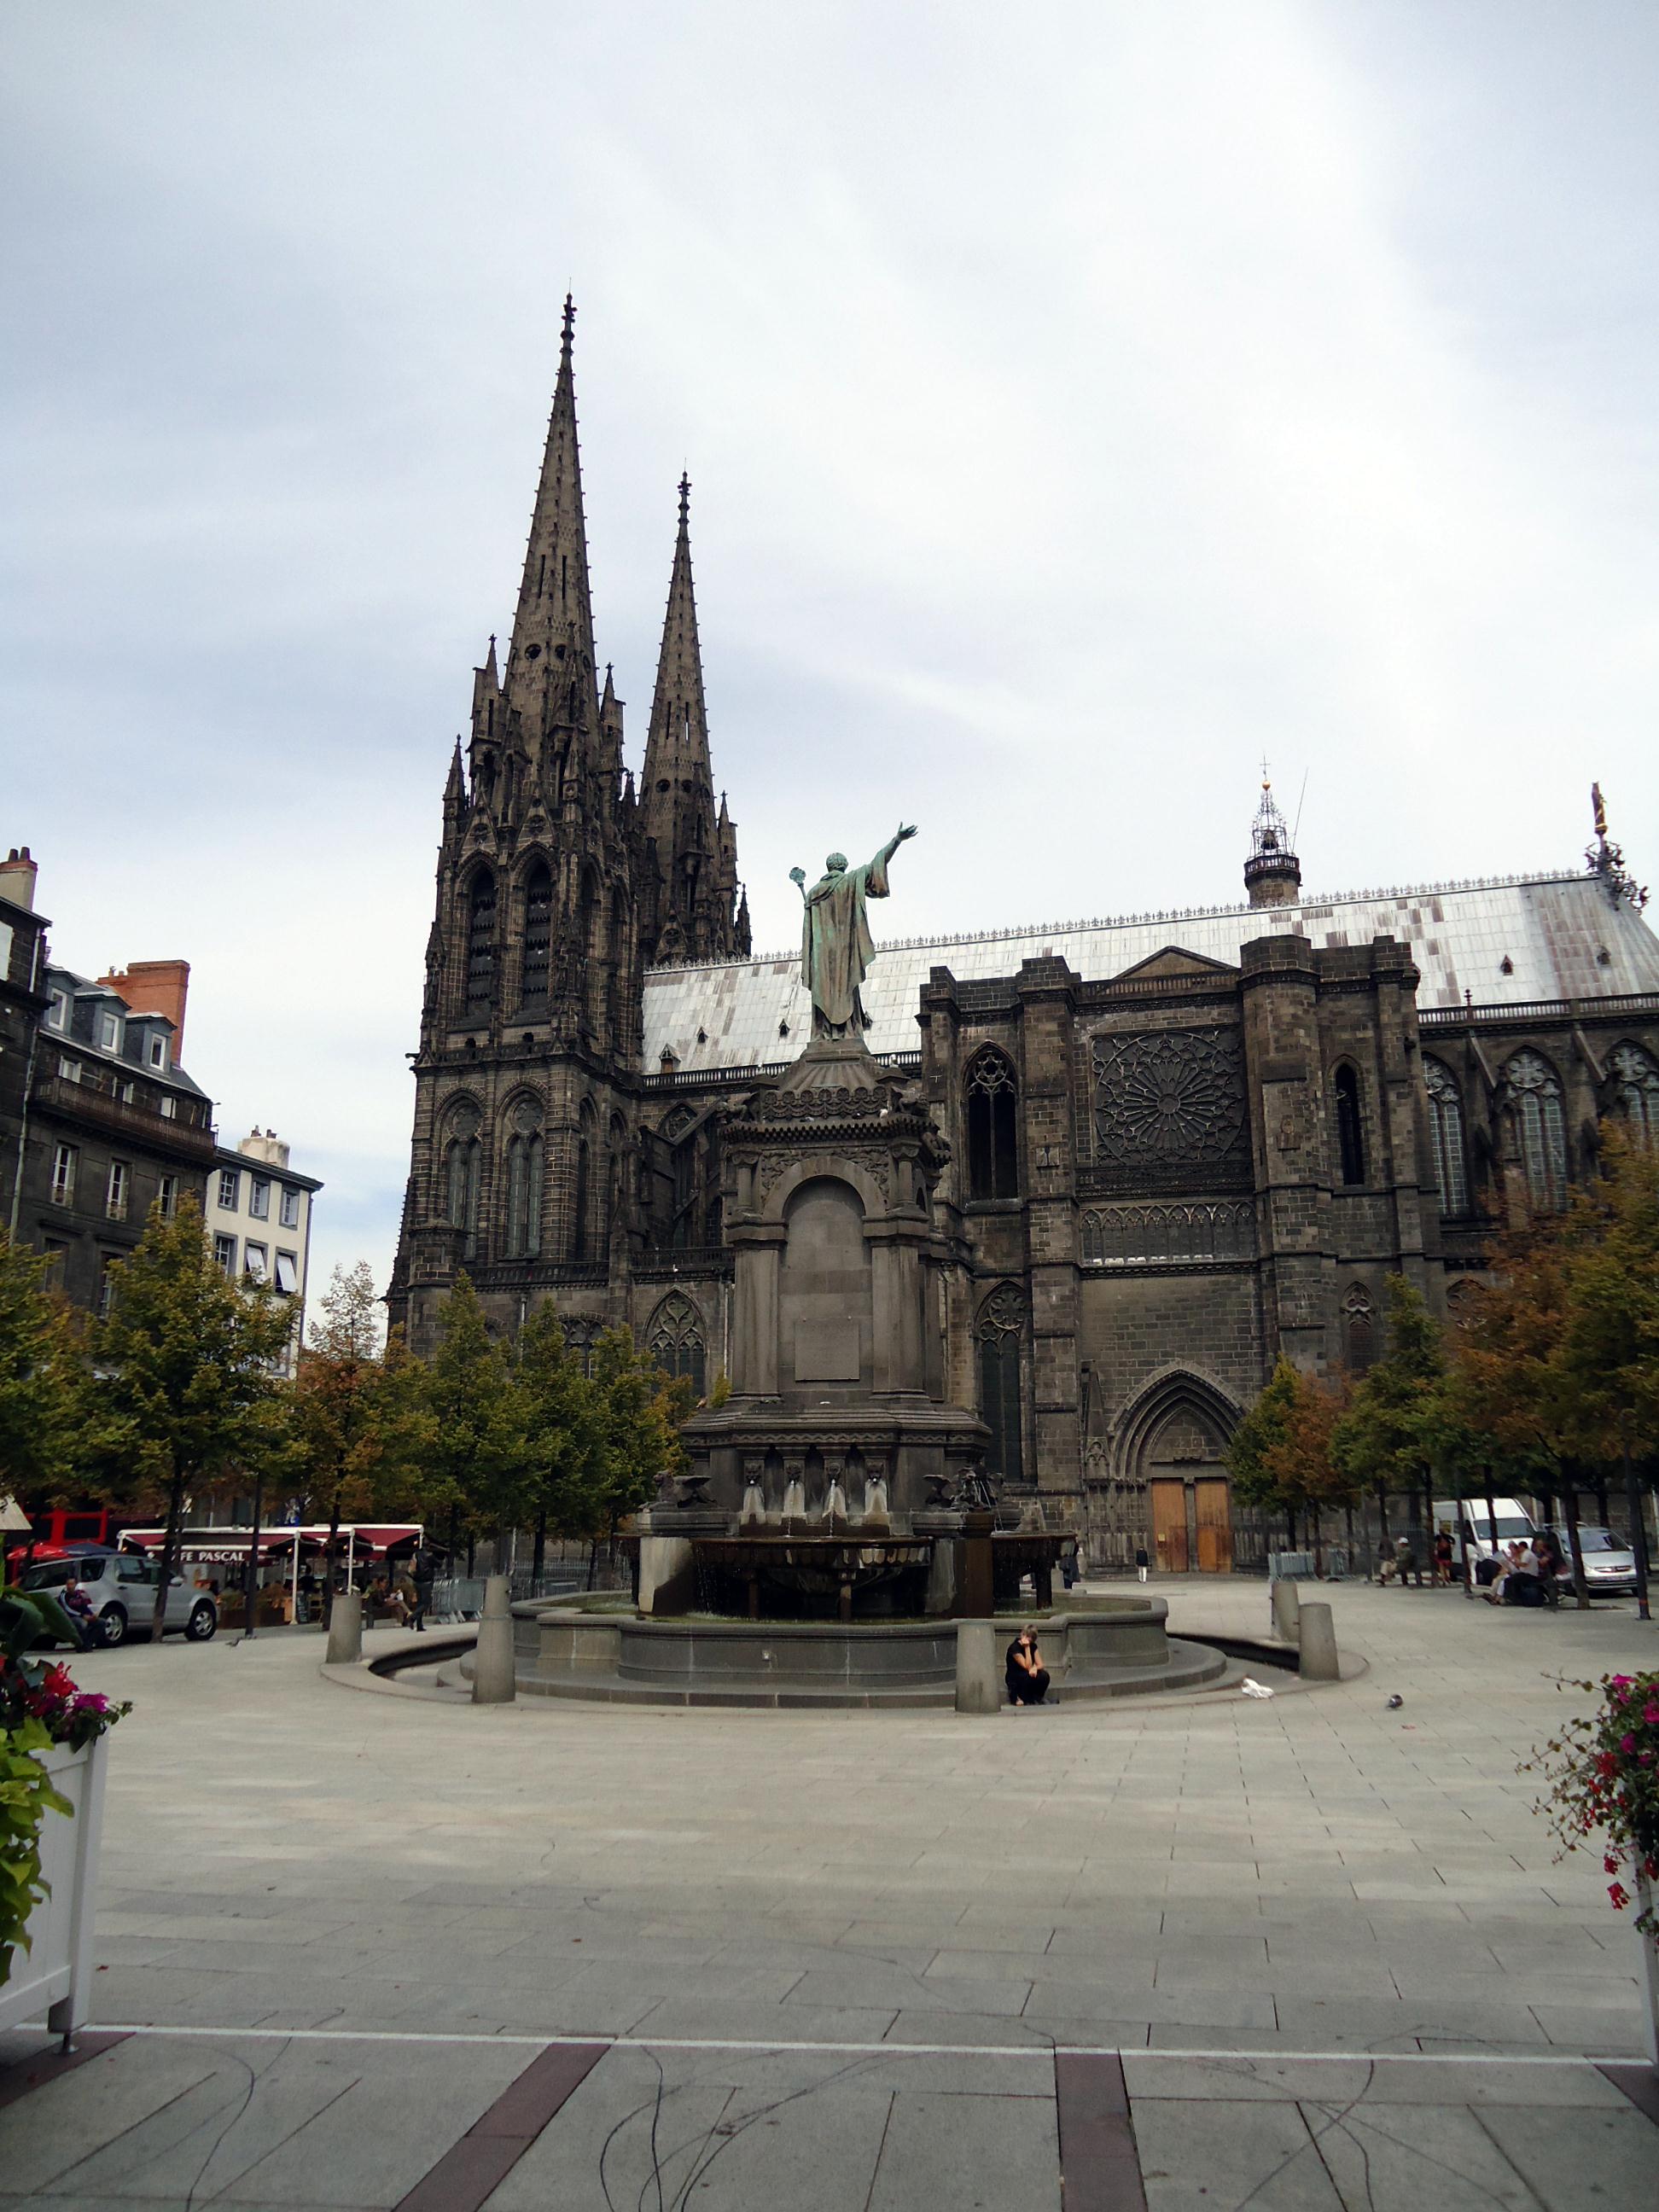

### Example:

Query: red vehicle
xmin=3 ymin=1505 xmax=128 ymax=1580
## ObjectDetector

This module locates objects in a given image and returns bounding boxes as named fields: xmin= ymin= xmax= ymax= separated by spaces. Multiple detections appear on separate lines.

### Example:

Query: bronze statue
xmin=790 ymin=824 xmax=917 ymax=1039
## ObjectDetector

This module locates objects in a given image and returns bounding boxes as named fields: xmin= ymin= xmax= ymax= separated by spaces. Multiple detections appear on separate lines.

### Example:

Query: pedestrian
xmin=411 ymin=1548 xmax=434 ymax=1632
xmin=1004 ymin=1626 xmax=1051 ymax=1706
xmin=1434 ymin=1528 xmax=1454 ymax=1586
xmin=1392 ymin=1534 xmax=1423 ymax=1588
xmin=1135 ymin=1545 xmax=1150 ymax=1586
xmin=61 ymin=1576 xmax=100 ymax=1650
xmin=396 ymin=1569 xmax=422 ymax=1632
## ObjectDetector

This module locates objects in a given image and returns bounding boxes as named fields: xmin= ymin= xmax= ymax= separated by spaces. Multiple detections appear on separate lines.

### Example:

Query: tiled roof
xmin=641 ymin=870 xmax=1659 ymax=1074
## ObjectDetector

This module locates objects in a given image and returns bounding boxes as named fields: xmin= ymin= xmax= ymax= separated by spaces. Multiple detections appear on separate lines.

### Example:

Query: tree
xmin=288 ymin=1263 xmax=389 ymax=1621
xmin=91 ymin=1197 xmax=293 ymax=1636
xmin=1330 ymin=1276 xmax=1485 ymax=1567
xmin=581 ymin=1327 xmax=690 ymax=1583
xmin=0 ymin=1231 xmax=87 ymax=1511
xmin=514 ymin=1302 xmax=603 ymax=1579
xmin=416 ymin=1275 xmax=531 ymax=1569
xmin=1226 ymin=1358 xmax=1352 ymax=1549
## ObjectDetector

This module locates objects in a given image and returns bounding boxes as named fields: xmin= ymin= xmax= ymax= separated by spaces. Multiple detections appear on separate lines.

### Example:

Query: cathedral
xmin=387 ymin=306 xmax=1659 ymax=1574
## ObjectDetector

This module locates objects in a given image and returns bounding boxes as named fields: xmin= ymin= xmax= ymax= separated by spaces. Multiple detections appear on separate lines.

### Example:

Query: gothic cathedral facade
xmin=389 ymin=308 xmax=1659 ymax=1572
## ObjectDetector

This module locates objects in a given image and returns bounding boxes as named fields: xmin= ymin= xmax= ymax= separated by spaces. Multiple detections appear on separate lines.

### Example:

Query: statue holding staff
xmin=790 ymin=824 xmax=918 ymax=1039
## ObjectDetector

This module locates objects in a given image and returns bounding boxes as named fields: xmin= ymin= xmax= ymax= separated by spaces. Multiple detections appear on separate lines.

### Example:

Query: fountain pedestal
xmin=665 ymin=1036 xmax=1007 ymax=1616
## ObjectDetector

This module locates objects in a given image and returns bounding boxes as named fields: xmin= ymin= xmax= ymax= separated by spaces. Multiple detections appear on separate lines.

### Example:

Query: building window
xmin=573 ymin=1137 xmax=591 ymax=1260
xmin=116 ymin=1080 xmax=134 ymax=1105
xmin=97 ymin=1255 xmax=119 ymax=1320
xmin=47 ymin=990 xmax=68 ymax=1031
xmin=59 ymin=1057 xmax=81 ymax=1083
xmin=49 ymin=1144 xmax=77 ymax=1205
xmin=243 ymin=1242 xmax=268 ymax=1283
xmin=41 ymin=1242 xmax=66 ymax=1282
xmin=1423 ymin=1058 xmax=1469 ymax=1216
xmin=274 ymin=1250 xmax=298 ymax=1295
xmin=560 ymin=1315 xmax=598 ymax=1376
xmin=105 ymin=1161 xmax=129 ymax=1221
xmin=217 ymin=1167 xmax=241 ymax=1210
xmin=160 ymin=1095 xmax=177 ymax=1119
xmin=1504 ymin=1049 xmax=1567 ymax=1212
xmin=505 ymin=1130 xmax=544 ymax=1258
xmin=100 ymin=1011 xmax=122 ymax=1051
xmin=213 ymin=1232 xmax=236 ymax=1276
xmin=521 ymin=863 xmax=552 ymax=1010
xmin=1333 ymin=1064 xmax=1365 ymax=1186
xmin=465 ymin=869 xmax=498 ymax=1016
xmin=444 ymin=1128 xmax=481 ymax=1260
xmin=1610 ymin=1043 xmax=1659 ymax=1144
xmin=148 ymin=1034 xmax=167 ymax=1069
xmin=279 ymin=1185 xmax=301 ymax=1229
xmin=1080 ymin=1201 xmax=1255 ymax=1266
xmin=248 ymin=1176 xmax=270 ymax=1220
xmin=647 ymin=1291 xmax=706 ymax=1398
xmin=158 ymin=1173 xmax=178 ymax=1220
xmin=1342 ymin=1284 xmax=1377 ymax=1372
xmin=975 ymin=1284 xmax=1025 ymax=1484
xmin=965 ymin=1050 xmax=1019 ymax=1200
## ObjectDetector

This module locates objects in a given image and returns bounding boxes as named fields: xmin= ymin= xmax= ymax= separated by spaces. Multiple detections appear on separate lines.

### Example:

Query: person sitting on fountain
xmin=1005 ymin=1625 xmax=1051 ymax=1707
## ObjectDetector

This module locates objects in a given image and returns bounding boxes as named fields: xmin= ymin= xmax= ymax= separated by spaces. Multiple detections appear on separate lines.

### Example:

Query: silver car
xmin=1549 ymin=1526 xmax=1640 ymax=1598
xmin=22 ymin=1551 xmax=218 ymax=1645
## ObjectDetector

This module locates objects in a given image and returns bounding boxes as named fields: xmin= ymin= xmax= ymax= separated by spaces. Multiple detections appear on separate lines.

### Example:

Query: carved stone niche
xmin=677 ymin=1033 xmax=989 ymax=1562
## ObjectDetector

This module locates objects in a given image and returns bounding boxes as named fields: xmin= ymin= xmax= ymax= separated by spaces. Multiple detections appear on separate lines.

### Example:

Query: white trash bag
xmin=1239 ymin=1676 xmax=1276 ymax=1700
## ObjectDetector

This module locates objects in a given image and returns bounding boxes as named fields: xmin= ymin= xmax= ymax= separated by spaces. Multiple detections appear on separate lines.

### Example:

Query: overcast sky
xmin=5 ymin=1 xmax=1657 ymax=1307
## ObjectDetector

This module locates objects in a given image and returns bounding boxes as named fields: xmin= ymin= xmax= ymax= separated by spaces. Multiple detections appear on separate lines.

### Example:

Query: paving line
xmin=85 ymin=2025 xmax=1650 ymax=2066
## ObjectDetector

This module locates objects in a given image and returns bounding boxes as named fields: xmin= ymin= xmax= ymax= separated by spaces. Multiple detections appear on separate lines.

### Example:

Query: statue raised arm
xmin=793 ymin=824 xmax=918 ymax=1040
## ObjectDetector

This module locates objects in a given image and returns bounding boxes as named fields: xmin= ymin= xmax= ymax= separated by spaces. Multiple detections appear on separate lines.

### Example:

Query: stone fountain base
xmin=483 ymin=1594 xmax=1231 ymax=1709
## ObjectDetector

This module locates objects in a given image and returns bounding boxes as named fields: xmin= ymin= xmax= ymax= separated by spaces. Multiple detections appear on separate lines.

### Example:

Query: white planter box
xmin=0 ymin=1734 xmax=108 ymax=2046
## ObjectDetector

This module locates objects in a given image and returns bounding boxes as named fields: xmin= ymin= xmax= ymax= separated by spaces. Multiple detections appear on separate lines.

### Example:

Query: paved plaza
xmin=3 ymin=1578 xmax=1657 ymax=2207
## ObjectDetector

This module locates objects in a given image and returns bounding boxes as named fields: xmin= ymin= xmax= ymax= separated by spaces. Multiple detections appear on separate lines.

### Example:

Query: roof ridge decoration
xmin=642 ymin=865 xmax=1592 ymax=980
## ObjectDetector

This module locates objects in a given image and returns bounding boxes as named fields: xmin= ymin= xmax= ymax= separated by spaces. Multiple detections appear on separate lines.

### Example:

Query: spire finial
xmin=561 ymin=294 xmax=575 ymax=360
xmin=678 ymin=471 xmax=690 ymax=526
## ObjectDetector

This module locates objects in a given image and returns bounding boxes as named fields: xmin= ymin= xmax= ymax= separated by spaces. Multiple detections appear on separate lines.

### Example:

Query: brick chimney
xmin=98 ymin=958 xmax=190 ymax=1054
xmin=0 ymin=847 xmax=38 ymax=911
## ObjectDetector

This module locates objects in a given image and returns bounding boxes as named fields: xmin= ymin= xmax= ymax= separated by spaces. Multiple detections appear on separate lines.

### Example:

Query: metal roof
xmin=641 ymin=870 xmax=1659 ymax=1074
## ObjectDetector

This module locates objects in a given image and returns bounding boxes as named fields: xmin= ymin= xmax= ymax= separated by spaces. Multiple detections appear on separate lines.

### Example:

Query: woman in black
xmin=1005 ymin=1626 xmax=1051 ymax=1705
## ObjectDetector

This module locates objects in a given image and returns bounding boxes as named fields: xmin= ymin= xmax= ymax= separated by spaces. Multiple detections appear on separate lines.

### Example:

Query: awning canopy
xmin=119 ymin=1523 xmax=424 ymax=1557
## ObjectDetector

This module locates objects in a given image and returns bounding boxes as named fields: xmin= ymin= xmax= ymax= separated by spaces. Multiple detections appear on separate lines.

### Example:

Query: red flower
xmin=1609 ymin=1881 xmax=1632 ymax=1911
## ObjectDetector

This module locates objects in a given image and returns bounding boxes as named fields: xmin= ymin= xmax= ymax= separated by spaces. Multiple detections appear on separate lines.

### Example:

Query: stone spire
xmin=1244 ymin=764 xmax=1301 ymax=909
xmin=504 ymin=296 xmax=599 ymax=732
xmin=640 ymin=474 xmax=741 ymax=960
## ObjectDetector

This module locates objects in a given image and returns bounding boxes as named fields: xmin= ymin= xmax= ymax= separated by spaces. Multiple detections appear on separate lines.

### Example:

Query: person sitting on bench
xmin=1005 ymin=1626 xmax=1051 ymax=1705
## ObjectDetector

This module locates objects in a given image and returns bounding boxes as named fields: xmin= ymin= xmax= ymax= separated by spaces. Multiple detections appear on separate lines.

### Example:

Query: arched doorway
xmin=1114 ymin=1371 xmax=1241 ymax=1575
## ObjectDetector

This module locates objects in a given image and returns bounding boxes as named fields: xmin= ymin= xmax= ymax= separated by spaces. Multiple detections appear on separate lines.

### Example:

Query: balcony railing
xmin=32 ymin=1074 xmax=218 ymax=1161
xmin=1420 ymin=991 xmax=1659 ymax=1027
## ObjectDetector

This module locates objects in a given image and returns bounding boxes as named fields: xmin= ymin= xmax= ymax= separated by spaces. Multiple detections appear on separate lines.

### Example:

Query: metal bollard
xmin=471 ymin=1575 xmax=517 ymax=1704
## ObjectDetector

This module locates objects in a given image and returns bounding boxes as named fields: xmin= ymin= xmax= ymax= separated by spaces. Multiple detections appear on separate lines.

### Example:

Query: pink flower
xmin=1621 ymin=1734 xmax=1638 ymax=1755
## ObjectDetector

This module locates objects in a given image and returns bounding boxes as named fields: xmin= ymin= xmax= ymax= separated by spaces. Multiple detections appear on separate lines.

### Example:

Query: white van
xmin=1432 ymin=1498 xmax=1538 ymax=1563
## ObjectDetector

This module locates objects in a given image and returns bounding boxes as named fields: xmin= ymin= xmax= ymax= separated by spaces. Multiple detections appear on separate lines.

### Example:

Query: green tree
xmin=514 ymin=1302 xmax=603 ymax=1578
xmin=581 ymin=1327 xmax=689 ymax=1584
xmin=416 ymin=1275 xmax=531 ymax=1569
xmin=1226 ymin=1358 xmax=1353 ymax=1546
xmin=1331 ymin=1276 xmax=1481 ymax=1563
xmin=288 ymin=1262 xmax=405 ymax=1619
xmin=0 ymin=1231 xmax=87 ymax=1511
xmin=91 ymin=1196 xmax=293 ymax=1636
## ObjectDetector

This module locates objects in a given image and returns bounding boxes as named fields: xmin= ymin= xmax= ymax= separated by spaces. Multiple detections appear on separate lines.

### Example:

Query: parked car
xmin=1433 ymin=1498 xmax=1538 ymax=1563
xmin=20 ymin=1551 xmax=218 ymax=1646
xmin=1547 ymin=1525 xmax=1639 ymax=1598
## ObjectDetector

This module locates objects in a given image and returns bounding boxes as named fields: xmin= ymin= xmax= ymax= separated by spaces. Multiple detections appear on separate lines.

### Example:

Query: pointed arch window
xmin=1504 ymin=1048 xmax=1567 ymax=1211
xmin=966 ymin=1049 xmax=1019 ymax=1200
xmin=648 ymin=1291 xmax=705 ymax=1397
xmin=521 ymin=864 xmax=552 ymax=1011
xmin=504 ymin=1099 xmax=544 ymax=1258
xmin=465 ymin=870 xmax=498 ymax=1017
xmin=1610 ymin=1043 xmax=1659 ymax=1144
xmin=1332 ymin=1064 xmax=1365 ymax=1186
xmin=1342 ymin=1284 xmax=1376 ymax=1373
xmin=443 ymin=1105 xmax=482 ymax=1261
xmin=975 ymin=1284 xmax=1025 ymax=1484
xmin=1423 ymin=1058 xmax=1468 ymax=1217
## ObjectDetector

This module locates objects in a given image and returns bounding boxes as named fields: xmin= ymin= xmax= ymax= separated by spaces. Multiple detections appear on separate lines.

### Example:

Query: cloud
xmin=4 ymin=0 xmax=1656 ymax=1303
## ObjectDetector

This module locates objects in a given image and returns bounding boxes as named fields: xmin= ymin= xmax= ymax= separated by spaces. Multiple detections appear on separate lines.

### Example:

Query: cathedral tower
xmin=639 ymin=478 xmax=746 ymax=963
xmin=1243 ymin=771 xmax=1301 ymax=909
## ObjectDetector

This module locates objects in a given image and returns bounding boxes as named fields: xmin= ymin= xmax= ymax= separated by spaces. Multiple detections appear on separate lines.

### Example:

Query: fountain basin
xmin=497 ymin=1596 xmax=1229 ymax=1708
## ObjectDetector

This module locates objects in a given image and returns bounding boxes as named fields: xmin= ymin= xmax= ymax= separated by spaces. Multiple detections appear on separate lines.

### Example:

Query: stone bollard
xmin=471 ymin=1575 xmax=517 ymax=1705
xmin=1298 ymin=1599 xmax=1339 ymax=1682
xmin=955 ymin=1619 xmax=1000 ymax=1714
xmin=1270 ymin=1575 xmax=1301 ymax=1643
xmin=324 ymin=1591 xmax=363 ymax=1665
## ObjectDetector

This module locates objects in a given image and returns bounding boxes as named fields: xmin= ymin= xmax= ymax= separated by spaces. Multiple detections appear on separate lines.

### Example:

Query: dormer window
xmin=46 ymin=991 xmax=68 ymax=1031
xmin=148 ymin=1034 xmax=167 ymax=1069
xmin=100 ymin=1011 xmax=122 ymax=1051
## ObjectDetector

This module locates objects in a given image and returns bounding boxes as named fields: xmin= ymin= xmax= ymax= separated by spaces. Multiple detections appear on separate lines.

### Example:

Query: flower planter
xmin=0 ymin=1734 xmax=108 ymax=2047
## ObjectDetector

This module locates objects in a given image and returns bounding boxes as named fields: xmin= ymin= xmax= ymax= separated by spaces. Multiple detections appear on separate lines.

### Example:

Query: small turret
xmin=1244 ymin=768 xmax=1301 ymax=909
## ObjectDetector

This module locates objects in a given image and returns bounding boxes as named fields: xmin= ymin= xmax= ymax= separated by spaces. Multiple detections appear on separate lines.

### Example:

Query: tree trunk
xmin=586 ymin=1535 xmax=599 ymax=1592
xmin=152 ymin=1465 xmax=188 ymax=1639
xmin=242 ymin=1465 xmax=265 ymax=1639
xmin=1485 ymin=1482 xmax=1499 ymax=1582
xmin=1624 ymin=1430 xmax=1651 ymax=1624
xmin=322 ymin=1487 xmax=342 ymax=1629
xmin=1563 ymin=1486 xmax=1590 ymax=1611
xmin=1344 ymin=1502 xmax=1355 ymax=1578
xmin=1595 ymin=1481 xmax=1610 ymax=1528
xmin=533 ymin=1505 xmax=547 ymax=1585
xmin=1376 ymin=1486 xmax=1390 ymax=1580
